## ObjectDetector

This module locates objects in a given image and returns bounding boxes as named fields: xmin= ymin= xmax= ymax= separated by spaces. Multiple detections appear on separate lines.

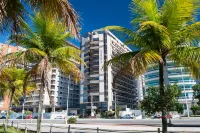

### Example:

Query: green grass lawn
xmin=0 ymin=126 xmax=35 ymax=133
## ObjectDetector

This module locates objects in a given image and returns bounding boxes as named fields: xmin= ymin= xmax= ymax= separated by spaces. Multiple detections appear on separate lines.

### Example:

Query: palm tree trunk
xmin=5 ymin=90 xmax=15 ymax=130
xmin=37 ymin=82 xmax=44 ymax=133
xmin=159 ymin=61 xmax=168 ymax=133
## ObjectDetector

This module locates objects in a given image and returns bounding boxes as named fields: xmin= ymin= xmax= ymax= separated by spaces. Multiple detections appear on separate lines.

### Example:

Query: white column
xmin=91 ymin=95 xmax=94 ymax=116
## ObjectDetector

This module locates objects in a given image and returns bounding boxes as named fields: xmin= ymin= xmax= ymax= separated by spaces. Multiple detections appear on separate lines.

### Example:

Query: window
xmin=51 ymin=80 xmax=55 ymax=84
xmin=51 ymin=75 xmax=56 ymax=78
xmin=51 ymin=85 xmax=55 ymax=89
xmin=93 ymin=38 xmax=99 ymax=41
xmin=52 ymin=69 xmax=56 ymax=73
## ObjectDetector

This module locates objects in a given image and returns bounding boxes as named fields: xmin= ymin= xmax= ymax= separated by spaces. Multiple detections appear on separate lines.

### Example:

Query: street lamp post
xmin=181 ymin=68 xmax=189 ymax=118
xmin=66 ymin=75 xmax=70 ymax=123
xmin=114 ymin=92 xmax=117 ymax=119
xmin=22 ymin=97 xmax=25 ymax=120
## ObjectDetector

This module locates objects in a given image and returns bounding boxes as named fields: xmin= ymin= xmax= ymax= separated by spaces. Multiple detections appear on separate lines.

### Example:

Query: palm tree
xmin=0 ymin=0 xmax=80 ymax=37
xmin=3 ymin=12 xmax=83 ymax=133
xmin=0 ymin=67 xmax=35 ymax=130
xmin=104 ymin=0 xmax=200 ymax=132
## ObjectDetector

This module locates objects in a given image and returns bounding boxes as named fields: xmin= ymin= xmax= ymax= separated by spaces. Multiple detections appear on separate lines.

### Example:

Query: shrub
xmin=25 ymin=111 xmax=32 ymax=116
xmin=68 ymin=117 xmax=77 ymax=124
xmin=101 ymin=112 xmax=107 ymax=118
xmin=191 ymin=105 xmax=200 ymax=115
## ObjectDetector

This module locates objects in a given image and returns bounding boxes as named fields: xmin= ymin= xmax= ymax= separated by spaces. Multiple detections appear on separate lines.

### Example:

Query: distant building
xmin=145 ymin=61 xmax=197 ymax=109
xmin=80 ymin=29 xmax=139 ymax=115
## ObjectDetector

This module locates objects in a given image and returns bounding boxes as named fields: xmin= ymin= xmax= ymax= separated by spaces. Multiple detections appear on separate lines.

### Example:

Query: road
xmin=1 ymin=118 xmax=200 ymax=126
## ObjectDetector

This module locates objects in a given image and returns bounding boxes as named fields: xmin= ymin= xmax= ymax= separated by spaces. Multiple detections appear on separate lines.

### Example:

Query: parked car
xmin=27 ymin=114 xmax=33 ymax=119
xmin=54 ymin=115 xmax=65 ymax=119
xmin=33 ymin=116 xmax=38 ymax=119
xmin=16 ymin=116 xmax=26 ymax=119
xmin=120 ymin=114 xmax=134 ymax=119
xmin=157 ymin=114 xmax=172 ymax=119
xmin=0 ymin=116 xmax=6 ymax=119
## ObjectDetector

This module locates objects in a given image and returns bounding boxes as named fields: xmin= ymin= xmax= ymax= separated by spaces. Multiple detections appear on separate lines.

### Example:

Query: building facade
xmin=80 ymin=30 xmax=138 ymax=114
xmin=145 ymin=60 xmax=197 ymax=109
xmin=25 ymin=68 xmax=80 ymax=113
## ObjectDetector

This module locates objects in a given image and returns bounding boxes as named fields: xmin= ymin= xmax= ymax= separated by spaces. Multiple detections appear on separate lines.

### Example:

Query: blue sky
xmin=70 ymin=0 xmax=133 ymax=46
xmin=0 ymin=0 xmax=133 ymax=46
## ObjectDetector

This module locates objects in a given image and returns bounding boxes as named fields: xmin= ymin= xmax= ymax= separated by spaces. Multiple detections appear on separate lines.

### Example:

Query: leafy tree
xmin=105 ymin=0 xmax=200 ymax=132
xmin=0 ymin=0 xmax=80 ymax=37
xmin=140 ymin=85 xmax=182 ymax=115
xmin=174 ymin=103 xmax=184 ymax=114
xmin=3 ymin=13 xmax=83 ymax=133
xmin=191 ymin=105 xmax=200 ymax=115
xmin=192 ymin=84 xmax=200 ymax=105
xmin=0 ymin=67 xmax=35 ymax=130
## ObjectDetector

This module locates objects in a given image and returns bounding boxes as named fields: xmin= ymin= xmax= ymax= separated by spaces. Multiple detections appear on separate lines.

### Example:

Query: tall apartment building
xmin=145 ymin=61 xmax=197 ymax=109
xmin=24 ymin=68 xmax=80 ymax=113
xmin=80 ymin=29 xmax=138 ymax=114
xmin=24 ymin=47 xmax=80 ymax=113
xmin=0 ymin=43 xmax=80 ymax=114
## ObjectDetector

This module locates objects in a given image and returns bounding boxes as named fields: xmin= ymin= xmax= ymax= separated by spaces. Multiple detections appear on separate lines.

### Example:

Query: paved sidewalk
xmin=11 ymin=123 xmax=200 ymax=133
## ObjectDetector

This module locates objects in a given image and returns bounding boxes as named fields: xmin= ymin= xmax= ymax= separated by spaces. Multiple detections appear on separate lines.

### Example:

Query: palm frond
xmin=0 ymin=0 xmax=26 ymax=34
xmin=51 ymin=46 xmax=84 ymax=65
xmin=160 ymin=0 xmax=200 ymax=35
xmin=184 ymin=22 xmax=200 ymax=45
xmin=106 ymin=49 xmax=162 ymax=83
xmin=26 ymin=0 xmax=80 ymax=38
xmin=170 ymin=46 xmax=200 ymax=80
xmin=130 ymin=0 xmax=159 ymax=27
xmin=139 ymin=21 xmax=171 ymax=49
xmin=56 ymin=58 xmax=83 ymax=83
xmin=2 ymin=48 xmax=47 ymax=66
xmin=104 ymin=26 xmax=136 ymax=39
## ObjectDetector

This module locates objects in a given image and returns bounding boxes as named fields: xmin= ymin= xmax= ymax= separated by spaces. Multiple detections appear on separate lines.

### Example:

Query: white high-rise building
xmin=24 ymin=68 xmax=80 ymax=113
xmin=80 ymin=29 xmax=139 ymax=113
xmin=9 ymin=44 xmax=81 ymax=114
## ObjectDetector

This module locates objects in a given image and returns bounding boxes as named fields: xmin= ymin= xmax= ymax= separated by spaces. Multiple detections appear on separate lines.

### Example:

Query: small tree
xmin=140 ymin=84 xmax=182 ymax=115
xmin=174 ymin=103 xmax=184 ymax=114
xmin=192 ymin=84 xmax=200 ymax=105
xmin=191 ymin=105 xmax=200 ymax=116
xmin=0 ymin=67 xmax=35 ymax=130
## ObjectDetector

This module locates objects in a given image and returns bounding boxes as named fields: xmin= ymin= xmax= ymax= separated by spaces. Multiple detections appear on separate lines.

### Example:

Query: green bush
xmin=25 ymin=111 xmax=32 ymax=116
xmin=101 ymin=112 xmax=107 ymax=118
xmin=67 ymin=117 xmax=77 ymax=124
